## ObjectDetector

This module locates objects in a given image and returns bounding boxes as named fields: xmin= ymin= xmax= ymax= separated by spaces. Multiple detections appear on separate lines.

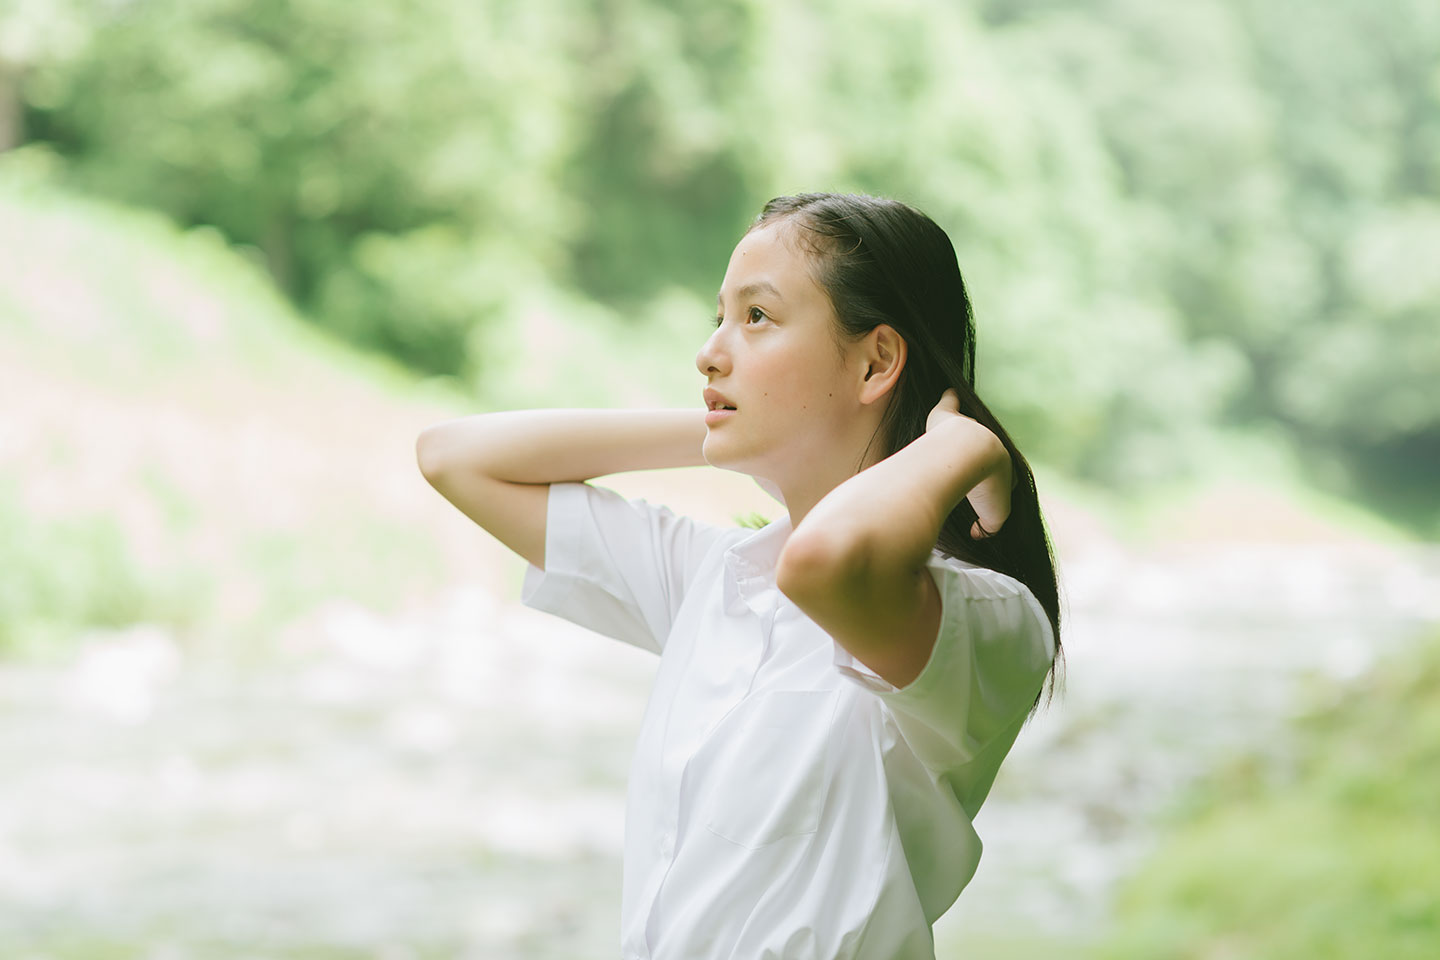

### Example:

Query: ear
xmin=858 ymin=324 xmax=906 ymax=405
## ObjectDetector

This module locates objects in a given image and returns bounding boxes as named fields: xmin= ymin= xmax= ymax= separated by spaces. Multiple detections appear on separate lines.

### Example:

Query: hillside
xmin=0 ymin=158 xmax=804 ymax=661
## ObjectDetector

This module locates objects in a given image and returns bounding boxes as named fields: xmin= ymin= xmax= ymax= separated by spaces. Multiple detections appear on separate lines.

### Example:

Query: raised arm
xmin=775 ymin=395 xmax=1012 ymax=690
xmin=415 ymin=408 xmax=709 ymax=569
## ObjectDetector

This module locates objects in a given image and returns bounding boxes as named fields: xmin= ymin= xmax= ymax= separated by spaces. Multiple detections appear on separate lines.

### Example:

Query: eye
xmin=710 ymin=306 xmax=769 ymax=328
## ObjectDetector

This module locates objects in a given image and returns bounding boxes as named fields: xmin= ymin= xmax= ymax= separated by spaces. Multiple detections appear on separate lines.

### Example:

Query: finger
xmin=971 ymin=516 xmax=1006 ymax=539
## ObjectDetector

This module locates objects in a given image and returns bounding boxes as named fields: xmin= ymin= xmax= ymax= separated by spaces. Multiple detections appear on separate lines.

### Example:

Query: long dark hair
xmin=751 ymin=192 xmax=1064 ymax=716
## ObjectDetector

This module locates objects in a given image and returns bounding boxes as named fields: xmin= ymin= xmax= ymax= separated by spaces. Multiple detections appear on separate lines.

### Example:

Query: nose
xmin=695 ymin=324 xmax=730 ymax=378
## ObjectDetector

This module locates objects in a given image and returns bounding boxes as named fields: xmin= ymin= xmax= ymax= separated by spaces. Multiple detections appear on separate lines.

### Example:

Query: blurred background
xmin=1 ymin=0 xmax=1437 ymax=957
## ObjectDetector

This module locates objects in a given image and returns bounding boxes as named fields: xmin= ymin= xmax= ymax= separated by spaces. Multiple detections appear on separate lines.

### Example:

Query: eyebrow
xmin=716 ymin=280 xmax=783 ymax=306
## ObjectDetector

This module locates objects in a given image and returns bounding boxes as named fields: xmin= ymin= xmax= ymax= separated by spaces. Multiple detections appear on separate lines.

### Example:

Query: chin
xmin=703 ymin=438 xmax=759 ymax=474
xmin=702 ymin=447 xmax=735 ymax=471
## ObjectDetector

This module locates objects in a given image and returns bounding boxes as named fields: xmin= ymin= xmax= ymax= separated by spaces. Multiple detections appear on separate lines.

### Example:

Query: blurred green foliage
xmin=3 ymin=0 xmax=1437 ymax=530
xmin=0 ymin=166 xmax=454 ymax=657
xmin=1095 ymin=626 xmax=1440 ymax=959
xmin=0 ymin=474 xmax=162 ymax=650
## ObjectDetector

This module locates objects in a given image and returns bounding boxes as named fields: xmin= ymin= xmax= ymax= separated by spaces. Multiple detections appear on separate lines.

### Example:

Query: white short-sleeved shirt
xmin=520 ymin=480 xmax=1055 ymax=960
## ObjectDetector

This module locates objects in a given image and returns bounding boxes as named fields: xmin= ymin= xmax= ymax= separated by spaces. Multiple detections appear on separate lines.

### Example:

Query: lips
xmin=703 ymin=387 xmax=737 ymax=411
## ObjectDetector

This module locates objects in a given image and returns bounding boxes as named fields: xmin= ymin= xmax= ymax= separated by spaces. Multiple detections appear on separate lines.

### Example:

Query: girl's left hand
xmin=926 ymin=388 xmax=1013 ymax=539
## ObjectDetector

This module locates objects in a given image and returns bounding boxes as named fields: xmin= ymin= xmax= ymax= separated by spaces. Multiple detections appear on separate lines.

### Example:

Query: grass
xmin=1091 ymin=625 xmax=1440 ymax=960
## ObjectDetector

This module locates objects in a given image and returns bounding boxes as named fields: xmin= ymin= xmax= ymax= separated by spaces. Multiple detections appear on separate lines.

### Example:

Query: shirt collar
xmin=721 ymin=512 xmax=795 ymax=616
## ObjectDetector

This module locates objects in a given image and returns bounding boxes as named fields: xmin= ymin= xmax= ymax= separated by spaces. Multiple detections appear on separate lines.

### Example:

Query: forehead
xmin=717 ymin=222 xmax=820 ymax=303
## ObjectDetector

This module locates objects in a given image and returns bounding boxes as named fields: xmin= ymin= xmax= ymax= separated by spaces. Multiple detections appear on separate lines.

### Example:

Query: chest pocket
xmin=692 ymin=689 xmax=839 ymax=849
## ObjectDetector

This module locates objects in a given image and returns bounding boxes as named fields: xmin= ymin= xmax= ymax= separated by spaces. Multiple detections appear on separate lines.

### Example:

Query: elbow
xmin=776 ymin=530 xmax=864 ymax=600
xmin=415 ymin=414 xmax=500 ymax=480
xmin=415 ymin=427 xmax=450 ymax=480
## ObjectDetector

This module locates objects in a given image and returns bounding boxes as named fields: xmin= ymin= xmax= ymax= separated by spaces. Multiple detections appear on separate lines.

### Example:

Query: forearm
xmin=789 ymin=418 xmax=1000 ymax=571
xmin=416 ymin=407 xmax=709 ymax=483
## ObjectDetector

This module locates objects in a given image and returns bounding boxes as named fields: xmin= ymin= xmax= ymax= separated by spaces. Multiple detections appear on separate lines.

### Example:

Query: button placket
xmin=654 ymin=571 xmax=769 ymax=871
xmin=642 ymin=529 xmax=794 ymax=947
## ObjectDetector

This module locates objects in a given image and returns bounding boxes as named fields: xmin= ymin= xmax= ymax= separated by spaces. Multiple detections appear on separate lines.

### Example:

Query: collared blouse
xmin=520 ymin=480 xmax=1056 ymax=959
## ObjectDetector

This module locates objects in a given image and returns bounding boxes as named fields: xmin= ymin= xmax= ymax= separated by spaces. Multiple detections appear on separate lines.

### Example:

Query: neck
xmin=776 ymin=439 xmax=888 ymax=529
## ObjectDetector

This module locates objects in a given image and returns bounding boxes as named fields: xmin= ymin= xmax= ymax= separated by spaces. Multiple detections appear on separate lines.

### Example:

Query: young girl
xmin=417 ymin=192 xmax=1063 ymax=959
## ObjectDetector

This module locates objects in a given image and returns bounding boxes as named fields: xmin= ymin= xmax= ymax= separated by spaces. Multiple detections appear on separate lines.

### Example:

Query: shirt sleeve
xmin=831 ymin=553 xmax=1056 ymax=782
xmin=519 ymin=480 xmax=735 ymax=655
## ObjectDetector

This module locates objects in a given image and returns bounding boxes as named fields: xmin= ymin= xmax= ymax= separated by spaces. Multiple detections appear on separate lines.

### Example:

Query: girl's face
xmin=696 ymin=221 xmax=877 ymax=496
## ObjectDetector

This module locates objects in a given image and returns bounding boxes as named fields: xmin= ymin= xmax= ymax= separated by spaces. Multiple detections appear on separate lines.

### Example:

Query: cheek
xmin=769 ymin=376 xmax=842 ymax=428
xmin=748 ymin=343 xmax=844 ymax=422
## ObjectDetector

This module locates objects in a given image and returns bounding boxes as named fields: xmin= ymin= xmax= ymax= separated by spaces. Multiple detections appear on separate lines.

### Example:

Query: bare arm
xmin=776 ymin=413 xmax=1010 ymax=689
xmin=415 ymin=408 xmax=709 ymax=568
xmin=416 ymin=408 xmax=709 ymax=482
